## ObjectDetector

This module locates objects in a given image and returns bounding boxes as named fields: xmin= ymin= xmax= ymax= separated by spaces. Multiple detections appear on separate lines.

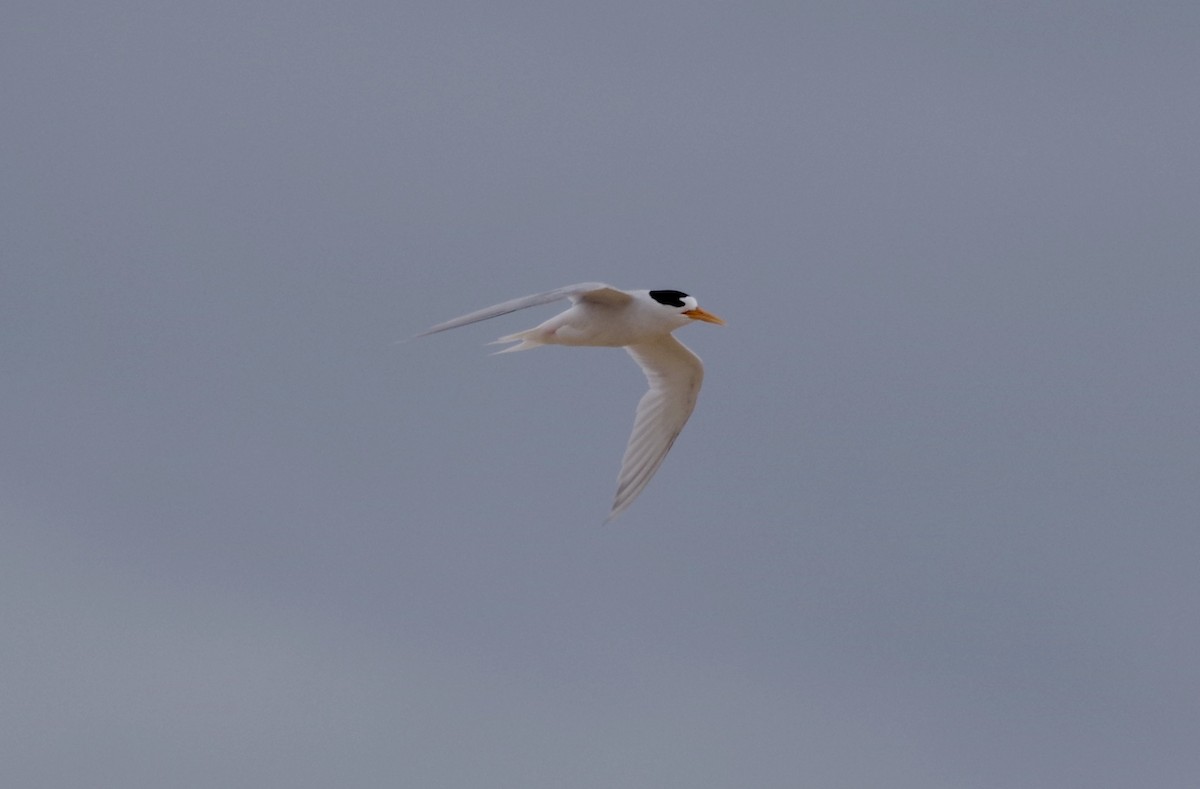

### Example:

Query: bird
xmin=414 ymin=283 xmax=725 ymax=521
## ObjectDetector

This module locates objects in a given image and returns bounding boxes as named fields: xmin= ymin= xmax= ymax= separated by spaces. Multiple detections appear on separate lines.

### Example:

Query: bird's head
xmin=649 ymin=290 xmax=726 ymax=326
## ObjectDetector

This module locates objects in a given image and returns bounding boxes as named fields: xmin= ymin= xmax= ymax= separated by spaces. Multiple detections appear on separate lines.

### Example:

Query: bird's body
xmin=415 ymin=282 xmax=724 ymax=521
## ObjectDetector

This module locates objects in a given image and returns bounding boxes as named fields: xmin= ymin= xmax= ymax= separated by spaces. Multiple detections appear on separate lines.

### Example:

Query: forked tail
xmin=488 ymin=328 xmax=547 ymax=354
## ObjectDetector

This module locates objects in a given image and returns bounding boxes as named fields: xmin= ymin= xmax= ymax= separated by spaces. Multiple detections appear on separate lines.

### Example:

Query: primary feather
xmin=609 ymin=335 xmax=704 ymax=521
xmin=413 ymin=283 xmax=628 ymax=338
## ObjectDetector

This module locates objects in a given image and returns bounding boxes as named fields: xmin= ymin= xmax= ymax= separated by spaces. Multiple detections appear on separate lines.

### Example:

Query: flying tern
xmin=415 ymin=283 xmax=725 ymax=521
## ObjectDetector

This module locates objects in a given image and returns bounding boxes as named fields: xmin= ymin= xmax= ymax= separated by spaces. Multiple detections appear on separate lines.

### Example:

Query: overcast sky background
xmin=3 ymin=2 xmax=1199 ymax=787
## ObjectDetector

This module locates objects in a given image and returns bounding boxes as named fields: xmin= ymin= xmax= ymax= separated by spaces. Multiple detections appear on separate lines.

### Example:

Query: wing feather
xmin=413 ymin=282 xmax=628 ymax=338
xmin=608 ymin=334 xmax=705 ymax=521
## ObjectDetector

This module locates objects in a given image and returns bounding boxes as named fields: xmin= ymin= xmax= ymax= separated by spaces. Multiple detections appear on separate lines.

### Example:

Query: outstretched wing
xmin=609 ymin=334 xmax=705 ymax=521
xmin=413 ymin=282 xmax=630 ymax=338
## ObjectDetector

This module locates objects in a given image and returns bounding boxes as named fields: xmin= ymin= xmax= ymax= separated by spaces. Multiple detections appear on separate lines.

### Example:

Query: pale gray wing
xmin=608 ymin=334 xmax=705 ymax=521
xmin=413 ymin=282 xmax=629 ymax=338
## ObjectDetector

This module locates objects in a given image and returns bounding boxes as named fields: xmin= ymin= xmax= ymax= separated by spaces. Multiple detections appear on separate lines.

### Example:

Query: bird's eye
xmin=649 ymin=290 xmax=689 ymax=308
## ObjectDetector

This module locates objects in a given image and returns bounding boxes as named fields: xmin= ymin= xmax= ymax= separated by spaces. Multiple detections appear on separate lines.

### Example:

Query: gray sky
xmin=3 ymin=1 xmax=1199 ymax=786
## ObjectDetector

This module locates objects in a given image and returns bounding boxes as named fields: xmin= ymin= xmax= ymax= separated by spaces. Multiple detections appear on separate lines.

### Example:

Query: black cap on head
xmin=649 ymin=290 xmax=689 ymax=308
